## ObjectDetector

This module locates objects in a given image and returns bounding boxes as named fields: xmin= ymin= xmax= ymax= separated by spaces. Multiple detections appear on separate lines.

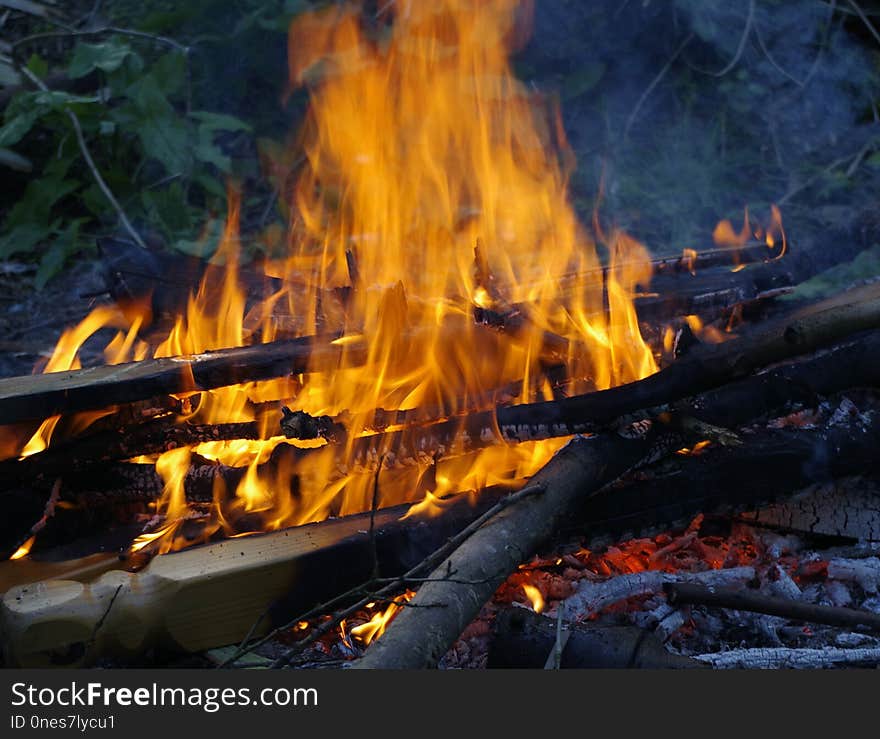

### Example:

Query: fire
xmin=521 ymin=582 xmax=545 ymax=613
xmin=9 ymin=536 xmax=35 ymax=561
xmin=17 ymin=0 xmax=706 ymax=554
xmin=350 ymin=590 xmax=416 ymax=645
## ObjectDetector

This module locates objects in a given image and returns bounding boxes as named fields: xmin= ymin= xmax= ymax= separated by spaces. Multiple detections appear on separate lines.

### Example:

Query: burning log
xmin=0 ymin=332 xmax=366 ymax=426
xmin=663 ymin=581 xmax=880 ymax=635
xmin=272 ymin=282 xmax=880 ymax=469
xmin=487 ymin=606 xmax=704 ymax=669
xmin=0 ymin=241 xmax=815 ymax=431
xmin=348 ymin=430 xmax=672 ymax=670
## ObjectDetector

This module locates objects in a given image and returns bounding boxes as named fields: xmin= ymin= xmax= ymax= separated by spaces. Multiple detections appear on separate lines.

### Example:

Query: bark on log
xmin=487 ymin=606 xmax=704 ymax=668
xmin=578 ymin=403 xmax=880 ymax=547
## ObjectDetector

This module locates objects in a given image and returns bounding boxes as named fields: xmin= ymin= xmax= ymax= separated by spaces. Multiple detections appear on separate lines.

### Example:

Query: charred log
xmin=487 ymin=607 xmax=703 ymax=669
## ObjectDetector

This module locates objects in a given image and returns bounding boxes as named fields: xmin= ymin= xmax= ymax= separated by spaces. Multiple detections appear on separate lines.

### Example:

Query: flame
xmin=350 ymin=589 xmax=416 ymax=645
xmin=522 ymin=582 xmax=545 ymax=612
xmin=9 ymin=536 xmax=35 ymax=560
xmin=27 ymin=1 xmax=668 ymax=553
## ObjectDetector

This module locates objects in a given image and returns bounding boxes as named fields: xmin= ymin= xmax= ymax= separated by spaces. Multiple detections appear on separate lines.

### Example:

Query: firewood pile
xmin=2 ymin=1 xmax=880 ymax=672
xmin=2 ymin=269 xmax=880 ymax=670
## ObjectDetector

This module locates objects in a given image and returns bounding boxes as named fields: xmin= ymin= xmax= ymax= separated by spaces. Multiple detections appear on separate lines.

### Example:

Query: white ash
xmin=827 ymin=557 xmax=880 ymax=593
xmin=694 ymin=646 xmax=880 ymax=669
xmin=768 ymin=564 xmax=802 ymax=600
xmin=822 ymin=580 xmax=853 ymax=608
xmin=563 ymin=566 xmax=756 ymax=620
xmin=834 ymin=632 xmax=879 ymax=648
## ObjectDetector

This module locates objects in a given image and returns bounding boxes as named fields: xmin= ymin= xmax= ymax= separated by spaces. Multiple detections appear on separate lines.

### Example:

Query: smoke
xmin=518 ymin=0 xmax=880 ymax=262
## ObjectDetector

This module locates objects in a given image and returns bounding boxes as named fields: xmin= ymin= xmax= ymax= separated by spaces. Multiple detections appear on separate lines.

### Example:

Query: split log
xmin=487 ymin=606 xmax=704 ymax=669
xmin=7 ymin=398 xmax=880 ymax=666
xmin=350 ymin=401 xmax=880 ymax=669
xmin=663 ymin=581 xmax=880 ymax=634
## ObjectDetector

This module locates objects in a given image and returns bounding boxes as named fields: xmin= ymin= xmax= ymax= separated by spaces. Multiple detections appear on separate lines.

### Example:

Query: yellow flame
xmin=350 ymin=590 xmax=416 ymax=645
xmin=9 ymin=535 xmax=36 ymax=560
xmin=34 ymin=1 xmax=670 ymax=553
xmin=522 ymin=582 xmax=544 ymax=613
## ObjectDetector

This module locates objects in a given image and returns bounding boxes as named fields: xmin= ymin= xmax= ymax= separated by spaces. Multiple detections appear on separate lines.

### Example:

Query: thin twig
xmin=708 ymin=0 xmax=756 ymax=77
xmin=11 ymin=26 xmax=188 ymax=55
xmin=847 ymin=0 xmax=880 ymax=47
xmin=753 ymin=23 xmax=805 ymax=87
xmin=217 ymin=482 xmax=546 ymax=668
xmin=623 ymin=33 xmax=694 ymax=142
xmin=17 ymin=65 xmax=147 ymax=249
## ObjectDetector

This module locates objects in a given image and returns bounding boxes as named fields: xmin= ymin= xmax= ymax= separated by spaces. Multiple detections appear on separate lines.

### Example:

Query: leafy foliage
xmin=0 ymin=33 xmax=252 ymax=285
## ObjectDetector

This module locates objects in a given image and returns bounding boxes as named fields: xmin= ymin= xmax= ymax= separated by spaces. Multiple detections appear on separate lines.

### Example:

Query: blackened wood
xmin=272 ymin=318 xmax=880 ymax=477
xmin=489 ymin=282 xmax=880 ymax=438
xmin=487 ymin=607 xmax=703 ymax=668
xmin=576 ymin=406 xmax=880 ymax=547
xmin=664 ymin=581 xmax=880 ymax=634
xmin=0 ymin=333 xmax=365 ymax=425
xmin=1 ymin=418 xmax=263 ymax=483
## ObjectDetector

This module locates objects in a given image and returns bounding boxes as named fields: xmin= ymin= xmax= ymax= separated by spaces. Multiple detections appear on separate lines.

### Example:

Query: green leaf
xmin=0 ymin=89 xmax=98 ymax=147
xmin=125 ymin=75 xmax=189 ymax=173
xmin=34 ymin=219 xmax=88 ymax=290
xmin=68 ymin=40 xmax=134 ymax=79
xmin=0 ymin=106 xmax=44 ymax=147
xmin=172 ymin=218 xmax=224 ymax=259
xmin=141 ymin=182 xmax=193 ymax=235
xmin=151 ymin=52 xmax=186 ymax=96
xmin=193 ymin=172 xmax=228 ymax=200
xmin=0 ymin=221 xmax=57 ymax=260
xmin=190 ymin=111 xmax=252 ymax=133
xmin=194 ymin=138 xmax=231 ymax=172
xmin=26 ymin=53 xmax=48 ymax=80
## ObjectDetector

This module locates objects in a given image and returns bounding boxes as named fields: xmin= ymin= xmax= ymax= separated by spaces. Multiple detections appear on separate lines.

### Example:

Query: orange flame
xmin=28 ymin=1 xmax=667 ymax=553
xmin=350 ymin=590 xmax=416 ymax=645
xmin=9 ymin=536 xmax=35 ymax=560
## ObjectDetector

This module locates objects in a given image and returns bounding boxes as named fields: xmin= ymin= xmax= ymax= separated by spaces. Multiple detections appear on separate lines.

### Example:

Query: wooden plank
xmin=0 ymin=487 xmax=507 ymax=667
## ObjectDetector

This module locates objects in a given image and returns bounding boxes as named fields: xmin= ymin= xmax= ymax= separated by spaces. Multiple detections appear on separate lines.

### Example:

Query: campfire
xmin=1 ymin=0 xmax=879 ymax=670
